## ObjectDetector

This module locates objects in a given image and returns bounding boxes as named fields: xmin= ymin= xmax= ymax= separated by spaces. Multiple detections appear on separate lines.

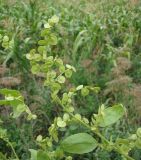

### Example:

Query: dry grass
xmin=105 ymin=56 xmax=141 ymax=113
xmin=0 ymin=66 xmax=9 ymax=75
xmin=0 ymin=76 xmax=21 ymax=87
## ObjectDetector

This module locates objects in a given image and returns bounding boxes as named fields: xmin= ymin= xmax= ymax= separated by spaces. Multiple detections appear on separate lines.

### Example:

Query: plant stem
xmin=54 ymin=95 xmax=134 ymax=160
xmin=55 ymin=95 xmax=110 ymax=144
xmin=6 ymin=140 xmax=19 ymax=160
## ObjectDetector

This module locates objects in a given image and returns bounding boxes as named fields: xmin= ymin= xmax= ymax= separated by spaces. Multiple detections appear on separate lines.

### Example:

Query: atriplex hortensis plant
xmin=0 ymin=15 xmax=141 ymax=160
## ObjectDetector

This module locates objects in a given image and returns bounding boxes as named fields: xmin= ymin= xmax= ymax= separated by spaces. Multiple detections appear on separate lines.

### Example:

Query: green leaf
xmin=30 ymin=149 xmax=37 ymax=160
xmin=0 ymin=100 xmax=10 ymax=105
xmin=61 ymin=133 xmax=97 ymax=154
xmin=0 ymin=89 xmax=33 ymax=119
xmin=31 ymin=64 xmax=40 ymax=74
xmin=0 ymin=152 xmax=7 ymax=160
xmin=49 ymin=33 xmax=57 ymax=45
xmin=67 ymin=106 xmax=74 ymax=113
xmin=59 ymin=65 xmax=65 ymax=73
xmin=3 ymin=36 xmax=9 ymax=42
xmin=65 ymin=69 xmax=72 ymax=78
xmin=38 ymin=40 xmax=48 ymax=46
xmin=57 ymin=76 xmax=65 ymax=84
xmin=57 ymin=117 xmax=66 ymax=128
xmin=136 ymin=128 xmax=141 ymax=138
xmin=96 ymin=104 xmax=125 ymax=127
xmin=0 ymin=89 xmax=22 ymax=98
xmin=63 ymin=113 xmax=70 ymax=121
xmin=0 ymin=34 xmax=2 ymax=40
xmin=81 ymin=87 xmax=89 ymax=96
xmin=26 ymin=53 xmax=33 ymax=60
xmin=36 ymin=135 xmax=43 ymax=142
xmin=48 ymin=15 xmax=59 ymax=24
xmin=37 ymin=46 xmax=46 ymax=54
xmin=41 ymin=29 xmax=50 ymax=37
xmin=44 ymin=23 xmax=51 ymax=29
xmin=30 ymin=150 xmax=50 ymax=160
xmin=66 ymin=156 xmax=73 ymax=160
xmin=0 ymin=128 xmax=7 ymax=138
xmin=76 ymin=85 xmax=83 ymax=90
xmin=37 ymin=151 xmax=50 ymax=160
xmin=74 ymin=114 xmax=81 ymax=120
xmin=51 ymin=83 xmax=61 ymax=92
xmin=66 ymin=64 xmax=76 ymax=72
xmin=12 ymin=104 xmax=27 ymax=118
xmin=135 ymin=139 xmax=141 ymax=149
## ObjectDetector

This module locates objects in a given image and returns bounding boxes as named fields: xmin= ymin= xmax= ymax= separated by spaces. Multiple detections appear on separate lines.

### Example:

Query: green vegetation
xmin=0 ymin=0 xmax=141 ymax=159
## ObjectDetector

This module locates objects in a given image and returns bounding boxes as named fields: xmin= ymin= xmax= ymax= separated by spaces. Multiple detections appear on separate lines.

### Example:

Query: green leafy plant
xmin=25 ymin=15 xmax=140 ymax=160
xmin=0 ymin=13 xmax=141 ymax=160
xmin=0 ymin=89 xmax=36 ymax=160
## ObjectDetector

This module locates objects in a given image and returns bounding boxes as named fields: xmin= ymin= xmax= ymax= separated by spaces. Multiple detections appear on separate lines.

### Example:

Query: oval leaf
xmin=29 ymin=149 xmax=37 ymax=160
xmin=96 ymin=104 xmax=125 ymax=127
xmin=61 ymin=133 xmax=97 ymax=154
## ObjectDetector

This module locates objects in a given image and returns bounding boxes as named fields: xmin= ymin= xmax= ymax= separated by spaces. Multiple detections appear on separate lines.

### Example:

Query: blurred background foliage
xmin=0 ymin=0 xmax=141 ymax=159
